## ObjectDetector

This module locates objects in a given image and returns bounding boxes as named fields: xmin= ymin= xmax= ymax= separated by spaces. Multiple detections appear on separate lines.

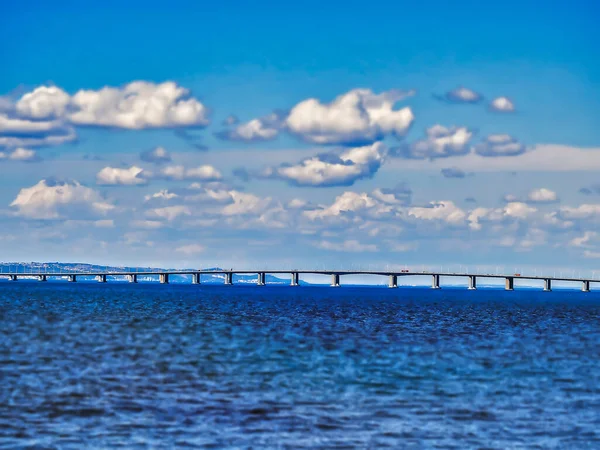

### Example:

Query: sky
xmin=1 ymin=0 xmax=600 ymax=274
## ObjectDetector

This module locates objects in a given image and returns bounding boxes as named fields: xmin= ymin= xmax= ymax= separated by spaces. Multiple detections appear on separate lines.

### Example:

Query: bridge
xmin=0 ymin=269 xmax=597 ymax=292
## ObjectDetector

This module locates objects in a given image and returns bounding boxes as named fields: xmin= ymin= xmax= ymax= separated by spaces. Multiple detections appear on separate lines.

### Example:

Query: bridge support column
xmin=257 ymin=272 xmax=266 ymax=286
xmin=389 ymin=274 xmax=398 ymax=288
xmin=331 ymin=274 xmax=340 ymax=287
xmin=432 ymin=274 xmax=440 ymax=289
xmin=505 ymin=277 xmax=514 ymax=291
xmin=159 ymin=273 xmax=169 ymax=284
xmin=38 ymin=275 xmax=46 ymax=282
xmin=468 ymin=275 xmax=477 ymax=290
xmin=10 ymin=275 xmax=17 ymax=281
xmin=68 ymin=275 xmax=77 ymax=283
xmin=582 ymin=280 xmax=591 ymax=292
xmin=192 ymin=273 xmax=201 ymax=284
xmin=128 ymin=274 xmax=137 ymax=283
xmin=291 ymin=272 xmax=299 ymax=286
xmin=225 ymin=272 xmax=233 ymax=285
xmin=97 ymin=274 xmax=107 ymax=283
xmin=544 ymin=279 xmax=552 ymax=292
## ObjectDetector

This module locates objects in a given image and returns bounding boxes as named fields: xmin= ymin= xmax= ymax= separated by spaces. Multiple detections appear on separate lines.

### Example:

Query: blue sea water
xmin=1 ymin=283 xmax=599 ymax=449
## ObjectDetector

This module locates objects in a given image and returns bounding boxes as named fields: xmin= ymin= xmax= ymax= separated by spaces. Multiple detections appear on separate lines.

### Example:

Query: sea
xmin=1 ymin=282 xmax=599 ymax=449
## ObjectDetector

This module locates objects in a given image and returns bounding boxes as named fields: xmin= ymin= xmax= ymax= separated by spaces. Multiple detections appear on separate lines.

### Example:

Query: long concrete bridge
xmin=0 ymin=269 xmax=597 ymax=292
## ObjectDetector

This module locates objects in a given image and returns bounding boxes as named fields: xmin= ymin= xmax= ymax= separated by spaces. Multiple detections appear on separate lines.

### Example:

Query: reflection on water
xmin=1 ymin=283 xmax=599 ymax=448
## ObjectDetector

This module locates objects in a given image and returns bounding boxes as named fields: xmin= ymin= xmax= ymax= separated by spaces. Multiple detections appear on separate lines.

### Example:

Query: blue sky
xmin=1 ymin=0 xmax=600 ymax=273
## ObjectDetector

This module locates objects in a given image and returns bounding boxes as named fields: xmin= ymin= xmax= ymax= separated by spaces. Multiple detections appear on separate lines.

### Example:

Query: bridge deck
xmin=0 ymin=270 xmax=597 ymax=284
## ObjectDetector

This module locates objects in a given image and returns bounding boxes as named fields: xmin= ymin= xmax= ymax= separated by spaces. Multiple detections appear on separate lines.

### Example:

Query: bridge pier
xmin=389 ymin=274 xmax=398 ymax=288
xmin=192 ymin=273 xmax=201 ymax=284
xmin=582 ymin=280 xmax=591 ymax=292
xmin=505 ymin=277 xmax=514 ymax=291
xmin=159 ymin=273 xmax=169 ymax=284
xmin=38 ymin=275 xmax=46 ymax=282
xmin=97 ymin=274 xmax=107 ymax=283
xmin=257 ymin=272 xmax=266 ymax=286
xmin=225 ymin=272 xmax=233 ymax=285
xmin=544 ymin=279 xmax=552 ymax=292
xmin=128 ymin=274 xmax=137 ymax=283
xmin=331 ymin=273 xmax=340 ymax=287
xmin=468 ymin=275 xmax=477 ymax=290
xmin=9 ymin=275 xmax=17 ymax=281
xmin=68 ymin=275 xmax=77 ymax=283
xmin=290 ymin=272 xmax=299 ymax=286
xmin=432 ymin=274 xmax=440 ymax=289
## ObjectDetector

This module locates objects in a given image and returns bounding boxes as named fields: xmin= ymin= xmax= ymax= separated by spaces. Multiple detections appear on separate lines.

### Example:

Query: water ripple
xmin=1 ymin=283 xmax=599 ymax=448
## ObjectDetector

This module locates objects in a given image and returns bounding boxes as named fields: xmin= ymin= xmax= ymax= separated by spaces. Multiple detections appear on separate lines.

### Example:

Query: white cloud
xmin=0 ymin=113 xmax=76 ymax=149
xmin=262 ymin=142 xmax=386 ymax=187
xmin=216 ymin=113 xmax=282 ymax=142
xmin=221 ymin=191 xmax=272 ymax=216
xmin=0 ymin=147 xmax=39 ymax=162
xmin=559 ymin=204 xmax=600 ymax=220
xmin=146 ymin=205 xmax=192 ymax=221
xmin=15 ymin=86 xmax=71 ymax=119
xmin=285 ymin=89 xmax=414 ymax=145
xmin=144 ymin=189 xmax=179 ymax=202
xmin=96 ymin=166 xmax=148 ymax=185
xmin=408 ymin=201 xmax=466 ymax=225
xmin=68 ymin=81 xmax=209 ymax=129
xmin=140 ymin=146 xmax=171 ymax=164
xmin=395 ymin=125 xmax=472 ymax=159
xmin=10 ymin=179 xmax=114 ymax=219
xmin=13 ymin=81 xmax=210 ymax=130
xmin=570 ymin=231 xmax=598 ymax=248
xmin=158 ymin=165 xmax=222 ymax=181
xmin=527 ymin=188 xmax=558 ymax=203
xmin=490 ymin=96 xmax=515 ymax=112
xmin=473 ymin=134 xmax=525 ymax=157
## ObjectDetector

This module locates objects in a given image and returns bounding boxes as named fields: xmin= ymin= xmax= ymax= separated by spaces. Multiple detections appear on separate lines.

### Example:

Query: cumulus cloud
xmin=10 ymin=179 xmax=114 ymax=219
xmin=527 ymin=188 xmax=558 ymax=204
xmin=490 ymin=96 xmax=515 ymax=112
xmin=559 ymin=204 xmax=600 ymax=221
xmin=0 ymin=147 xmax=39 ymax=162
xmin=473 ymin=134 xmax=526 ymax=157
xmin=96 ymin=166 xmax=148 ymax=186
xmin=140 ymin=146 xmax=171 ymax=164
xmin=215 ymin=112 xmax=283 ymax=142
xmin=441 ymin=167 xmax=467 ymax=178
xmin=408 ymin=201 xmax=466 ymax=226
xmin=68 ymin=81 xmax=210 ymax=129
xmin=10 ymin=81 xmax=210 ymax=132
xmin=371 ymin=183 xmax=412 ymax=206
xmin=467 ymin=201 xmax=538 ymax=231
xmin=157 ymin=165 xmax=223 ymax=181
xmin=437 ymin=87 xmax=483 ymax=104
xmin=394 ymin=125 xmax=473 ymax=159
xmin=221 ymin=191 xmax=272 ymax=216
xmin=285 ymin=89 xmax=414 ymax=145
xmin=261 ymin=142 xmax=386 ymax=187
xmin=15 ymin=86 xmax=71 ymax=119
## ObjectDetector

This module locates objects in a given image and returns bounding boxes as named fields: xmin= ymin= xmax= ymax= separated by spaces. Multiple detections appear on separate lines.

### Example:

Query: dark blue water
xmin=1 ymin=283 xmax=599 ymax=449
